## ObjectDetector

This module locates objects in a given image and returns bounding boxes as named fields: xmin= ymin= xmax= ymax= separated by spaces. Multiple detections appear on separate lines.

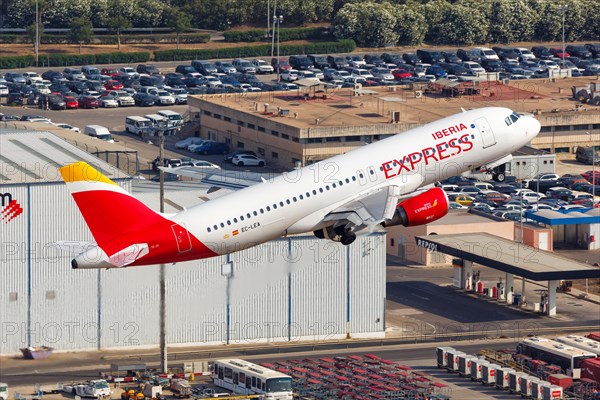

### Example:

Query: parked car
xmin=192 ymin=141 xmax=230 ymax=155
xmin=176 ymin=137 xmax=205 ymax=149
xmin=251 ymin=59 xmax=274 ymax=74
xmin=78 ymin=95 xmax=100 ymax=109
xmin=231 ymin=154 xmax=266 ymax=167
xmin=565 ymin=45 xmax=592 ymax=59
xmin=576 ymin=146 xmax=600 ymax=165
xmin=224 ymin=150 xmax=257 ymax=163
xmin=38 ymin=94 xmax=66 ymax=110
xmin=280 ymin=69 xmax=299 ymax=81
xmin=99 ymin=95 xmax=119 ymax=108
xmin=136 ymin=64 xmax=161 ymax=75
xmin=133 ymin=92 xmax=156 ymax=107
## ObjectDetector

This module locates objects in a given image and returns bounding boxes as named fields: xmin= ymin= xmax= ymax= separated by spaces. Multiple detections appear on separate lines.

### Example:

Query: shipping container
xmin=580 ymin=358 xmax=600 ymax=383
xmin=495 ymin=367 xmax=514 ymax=390
xmin=508 ymin=371 xmax=527 ymax=393
xmin=547 ymin=373 xmax=573 ymax=389
xmin=541 ymin=384 xmax=563 ymax=400
xmin=470 ymin=358 xmax=487 ymax=382
xmin=436 ymin=347 xmax=454 ymax=368
xmin=446 ymin=349 xmax=465 ymax=372
xmin=458 ymin=354 xmax=476 ymax=377
xmin=531 ymin=379 xmax=545 ymax=400
xmin=481 ymin=363 xmax=497 ymax=385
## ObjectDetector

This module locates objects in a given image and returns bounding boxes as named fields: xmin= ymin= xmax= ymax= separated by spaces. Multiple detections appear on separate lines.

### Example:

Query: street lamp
xmin=561 ymin=5 xmax=568 ymax=61
xmin=588 ymin=132 xmax=597 ymax=201
xmin=273 ymin=15 xmax=283 ymax=80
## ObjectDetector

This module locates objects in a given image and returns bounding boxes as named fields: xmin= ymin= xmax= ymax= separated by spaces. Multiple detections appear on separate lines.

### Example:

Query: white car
xmin=308 ymin=68 xmax=324 ymax=80
xmin=204 ymin=76 xmax=222 ymax=88
xmin=167 ymin=87 xmax=188 ymax=104
xmin=176 ymin=137 xmax=204 ymax=149
xmin=537 ymin=60 xmax=560 ymax=71
xmin=108 ymin=90 xmax=135 ymax=106
xmin=0 ymin=83 xmax=8 ymax=97
xmin=231 ymin=154 xmax=266 ymax=167
xmin=23 ymin=72 xmax=43 ymax=84
xmin=100 ymin=96 xmax=119 ymax=108
xmin=370 ymin=67 xmax=394 ymax=81
xmin=252 ymin=59 xmax=274 ymax=74
xmin=350 ymin=68 xmax=374 ymax=79
xmin=119 ymin=67 xmax=139 ymax=79
xmin=296 ymin=70 xmax=320 ymax=82
xmin=461 ymin=61 xmax=486 ymax=75
xmin=280 ymin=69 xmax=298 ymax=81
xmin=148 ymin=89 xmax=175 ymax=105
xmin=188 ymin=160 xmax=221 ymax=170
xmin=54 ymin=123 xmax=80 ymax=133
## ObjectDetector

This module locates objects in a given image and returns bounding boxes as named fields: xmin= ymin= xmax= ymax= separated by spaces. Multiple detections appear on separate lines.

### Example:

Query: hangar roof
xmin=0 ymin=129 xmax=129 ymax=184
xmin=415 ymin=233 xmax=600 ymax=281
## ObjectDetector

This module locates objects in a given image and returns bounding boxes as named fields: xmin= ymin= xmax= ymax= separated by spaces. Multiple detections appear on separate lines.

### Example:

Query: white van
xmin=125 ymin=116 xmax=152 ymax=136
xmin=144 ymin=114 xmax=172 ymax=135
xmin=84 ymin=125 xmax=114 ymax=142
xmin=157 ymin=110 xmax=183 ymax=128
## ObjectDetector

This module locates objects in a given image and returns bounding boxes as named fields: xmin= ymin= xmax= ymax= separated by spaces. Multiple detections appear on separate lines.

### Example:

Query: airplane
xmin=58 ymin=107 xmax=540 ymax=269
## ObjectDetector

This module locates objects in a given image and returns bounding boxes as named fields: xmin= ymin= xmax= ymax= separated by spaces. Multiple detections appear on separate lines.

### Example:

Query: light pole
xmin=274 ymin=15 xmax=283 ymax=81
xmin=270 ymin=0 xmax=277 ymax=57
xmin=35 ymin=0 xmax=39 ymax=66
xmin=561 ymin=5 xmax=568 ymax=61
xmin=158 ymin=126 xmax=167 ymax=374
xmin=588 ymin=132 xmax=597 ymax=201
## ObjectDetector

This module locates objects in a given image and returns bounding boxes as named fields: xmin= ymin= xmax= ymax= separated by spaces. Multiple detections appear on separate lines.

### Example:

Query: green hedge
xmin=0 ymin=33 xmax=210 ymax=45
xmin=223 ymin=27 xmax=330 ymax=43
xmin=33 ymin=51 xmax=151 ymax=67
xmin=0 ymin=34 xmax=19 ymax=44
xmin=0 ymin=55 xmax=35 ymax=69
xmin=154 ymin=39 xmax=355 ymax=61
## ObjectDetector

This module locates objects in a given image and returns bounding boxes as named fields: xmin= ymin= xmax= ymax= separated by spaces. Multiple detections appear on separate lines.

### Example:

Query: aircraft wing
xmin=322 ymin=175 xmax=427 ymax=230
xmin=159 ymin=166 xmax=272 ymax=191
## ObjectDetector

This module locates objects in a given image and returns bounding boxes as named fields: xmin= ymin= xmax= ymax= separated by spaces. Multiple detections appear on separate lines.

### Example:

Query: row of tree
xmin=1 ymin=0 xmax=599 ymax=46
xmin=333 ymin=0 xmax=599 ymax=47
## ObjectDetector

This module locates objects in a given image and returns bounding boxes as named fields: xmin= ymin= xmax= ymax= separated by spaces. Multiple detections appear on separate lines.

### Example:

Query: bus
xmin=212 ymin=359 xmax=292 ymax=400
xmin=517 ymin=337 xmax=597 ymax=379
xmin=555 ymin=335 xmax=600 ymax=356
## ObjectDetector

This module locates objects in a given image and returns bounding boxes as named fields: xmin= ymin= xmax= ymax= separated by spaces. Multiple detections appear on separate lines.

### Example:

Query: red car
xmin=101 ymin=68 xmax=119 ymax=77
xmin=392 ymin=69 xmax=412 ymax=80
xmin=549 ymin=48 xmax=570 ymax=59
xmin=582 ymin=170 xmax=600 ymax=184
xmin=78 ymin=96 xmax=99 ymax=109
xmin=63 ymin=96 xmax=79 ymax=109
xmin=271 ymin=58 xmax=291 ymax=72
xmin=104 ymin=80 xmax=123 ymax=90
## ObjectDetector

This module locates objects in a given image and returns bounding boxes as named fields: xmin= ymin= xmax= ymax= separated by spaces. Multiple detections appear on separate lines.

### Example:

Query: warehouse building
xmin=0 ymin=129 xmax=386 ymax=355
xmin=187 ymin=79 xmax=599 ymax=168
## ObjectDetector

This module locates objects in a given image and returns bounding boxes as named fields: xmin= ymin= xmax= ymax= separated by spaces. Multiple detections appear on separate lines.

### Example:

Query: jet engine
xmin=382 ymin=187 xmax=449 ymax=227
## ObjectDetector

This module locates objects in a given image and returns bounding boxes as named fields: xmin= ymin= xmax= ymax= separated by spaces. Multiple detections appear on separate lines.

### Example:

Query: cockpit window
xmin=505 ymin=112 xmax=521 ymax=126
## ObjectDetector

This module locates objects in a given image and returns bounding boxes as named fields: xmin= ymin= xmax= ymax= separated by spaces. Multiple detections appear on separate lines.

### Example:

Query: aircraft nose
xmin=526 ymin=116 xmax=541 ymax=137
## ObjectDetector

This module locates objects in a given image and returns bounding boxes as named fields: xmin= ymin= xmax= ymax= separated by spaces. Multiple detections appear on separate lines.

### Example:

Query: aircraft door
xmin=474 ymin=117 xmax=497 ymax=148
xmin=171 ymin=223 xmax=193 ymax=253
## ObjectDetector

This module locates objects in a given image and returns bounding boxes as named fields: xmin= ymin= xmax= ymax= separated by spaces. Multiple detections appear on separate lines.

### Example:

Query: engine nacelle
xmin=383 ymin=187 xmax=449 ymax=227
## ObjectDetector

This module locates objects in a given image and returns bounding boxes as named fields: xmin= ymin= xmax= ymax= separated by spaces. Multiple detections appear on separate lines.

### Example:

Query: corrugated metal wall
xmin=1 ymin=181 xmax=385 ymax=354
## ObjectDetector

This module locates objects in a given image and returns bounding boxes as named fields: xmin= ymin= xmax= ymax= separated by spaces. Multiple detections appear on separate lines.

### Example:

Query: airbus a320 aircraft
xmin=59 ymin=107 xmax=540 ymax=269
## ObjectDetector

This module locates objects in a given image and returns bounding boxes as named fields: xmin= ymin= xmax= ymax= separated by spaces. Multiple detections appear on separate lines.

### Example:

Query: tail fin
xmin=60 ymin=162 xmax=163 ymax=248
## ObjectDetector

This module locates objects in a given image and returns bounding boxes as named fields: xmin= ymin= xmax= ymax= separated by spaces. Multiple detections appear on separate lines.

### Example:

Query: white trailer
xmin=63 ymin=380 xmax=111 ymax=398
xmin=0 ymin=383 xmax=8 ymax=400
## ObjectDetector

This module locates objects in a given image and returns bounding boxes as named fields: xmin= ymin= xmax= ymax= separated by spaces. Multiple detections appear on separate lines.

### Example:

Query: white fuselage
xmin=168 ymin=107 xmax=540 ymax=256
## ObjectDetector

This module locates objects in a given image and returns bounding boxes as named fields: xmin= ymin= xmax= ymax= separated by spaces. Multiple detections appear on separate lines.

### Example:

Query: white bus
xmin=517 ymin=337 xmax=597 ymax=379
xmin=212 ymin=359 xmax=292 ymax=400
xmin=125 ymin=116 xmax=152 ymax=136
xmin=555 ymin=335 xmax=600 ymax=356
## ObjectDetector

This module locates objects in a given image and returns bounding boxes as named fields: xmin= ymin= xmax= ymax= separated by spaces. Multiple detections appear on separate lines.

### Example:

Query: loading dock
xmin=415 ymin=233 xmax=600 ymax=316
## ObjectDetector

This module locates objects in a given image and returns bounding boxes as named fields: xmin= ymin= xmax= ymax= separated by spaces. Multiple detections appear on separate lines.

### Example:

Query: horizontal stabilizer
xmin=108 ymin=243 xmax=149 ymax=268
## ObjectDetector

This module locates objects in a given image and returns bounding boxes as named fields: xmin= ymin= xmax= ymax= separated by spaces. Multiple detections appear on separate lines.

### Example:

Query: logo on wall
xmin=1 ymin=193 xmax=23 ymax=223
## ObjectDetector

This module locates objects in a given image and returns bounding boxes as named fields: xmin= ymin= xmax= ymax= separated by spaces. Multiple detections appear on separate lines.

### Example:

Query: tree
xmin=104 ymin=0 xmax=132 ymax=49
xmin=437 ymin=5 xmax=488 ymax=45
xmin=165 ymin=8 xmax=191 ymax=49
xmin=393 ymin=4 xmax=427 ymax=46
xmin=333 ymin=1 xmax=398 ymax=48
xmin=69 ymin=17 xmax=93 ymax=54
xmin=488 ymin=0 xmax=536 ymax=44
